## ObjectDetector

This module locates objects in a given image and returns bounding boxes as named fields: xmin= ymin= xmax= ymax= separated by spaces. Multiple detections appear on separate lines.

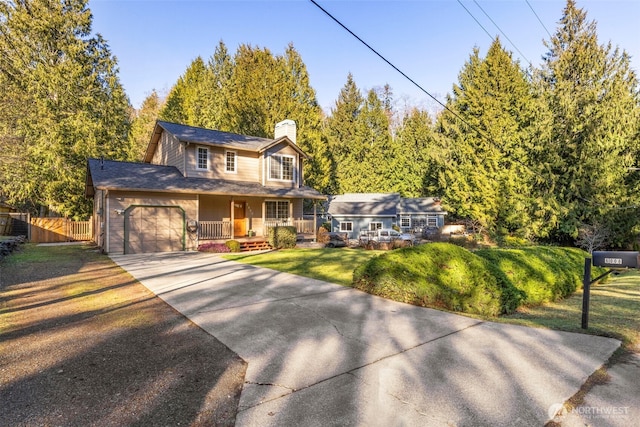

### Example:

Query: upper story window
xmin=225 ymin=150 xmax=237 ymax=173
xmin=269 ymin=154 xmax=294 ymax=181
xmin=197 ymin=147 xmax=208 ymax=170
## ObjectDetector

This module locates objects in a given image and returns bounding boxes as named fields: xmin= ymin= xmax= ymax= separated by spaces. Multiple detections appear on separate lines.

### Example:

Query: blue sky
xmin=89 ymin=0 xmax=640 ymax=114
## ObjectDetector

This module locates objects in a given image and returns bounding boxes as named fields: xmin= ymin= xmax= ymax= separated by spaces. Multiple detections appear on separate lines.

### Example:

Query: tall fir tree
xmin=437 ymin=40 xmax=539 ymax=236
xmin=537 ymin=0 xmax=640 ymax=245
xmin=160 ymin=56 xmax=207 ymax=126
xmin=129 ymin=90 xmax=164 ymax=161
xmin=200 ymin=41 xmax=234 ymax=131
xmin=325 ymin=73 xmax=364 ymax=193
xmin=0 ymin=0 xmax=131 ymax=218
xmin=392 ymin=108 xmax=439 ymax=197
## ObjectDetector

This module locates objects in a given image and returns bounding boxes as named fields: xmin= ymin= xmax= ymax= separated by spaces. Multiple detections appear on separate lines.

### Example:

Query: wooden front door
xmin=233 ymin=202 xmax=246 ymax=236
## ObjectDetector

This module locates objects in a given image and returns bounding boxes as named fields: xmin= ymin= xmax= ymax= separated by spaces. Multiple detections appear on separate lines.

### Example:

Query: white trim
xmin=196 ymin=146 xmax=209 ymax=170
xmin=339 ymin=222 xmax=353 ymax=232
xmin=225 ymin=149 xmax=237 ymax=174
xmin=264 ymin=199 xmax=290 ymax=220
xmin=267 ymin=153 xmax=295 ymax=182
xmin=369 ymin=222 xmax=383 ymax=230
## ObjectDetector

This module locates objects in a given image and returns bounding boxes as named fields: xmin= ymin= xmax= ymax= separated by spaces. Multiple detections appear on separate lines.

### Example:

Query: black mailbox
xmin=592 ymin=251 xmax=639 ymax=269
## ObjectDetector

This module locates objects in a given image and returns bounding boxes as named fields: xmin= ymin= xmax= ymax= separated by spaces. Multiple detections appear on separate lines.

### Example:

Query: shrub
xmin=475 ymin=246 xmax=602 ymax=306
xmin=352 ymin=242 xmax=523 ymax=316
xmin=225 ymin=240 xmax=241 ymax=252
xmin=198 ymin=242 xmax=231 ymax=253
xmin=267 ymin=226 xmax=297 ymax=249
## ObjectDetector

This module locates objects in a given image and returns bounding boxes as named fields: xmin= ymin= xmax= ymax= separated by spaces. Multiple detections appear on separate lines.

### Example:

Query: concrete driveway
xmin=111 ymin=252 xmax=621 ymax=426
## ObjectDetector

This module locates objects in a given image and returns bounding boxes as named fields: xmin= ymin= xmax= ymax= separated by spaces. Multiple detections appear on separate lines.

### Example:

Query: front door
xmin=233 ymin=202 xmax=246 ymax=236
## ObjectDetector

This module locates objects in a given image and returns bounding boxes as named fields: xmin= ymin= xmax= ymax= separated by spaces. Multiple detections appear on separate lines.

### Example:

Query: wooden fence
xmin=29 ymin=217 xmax=93 ymax=243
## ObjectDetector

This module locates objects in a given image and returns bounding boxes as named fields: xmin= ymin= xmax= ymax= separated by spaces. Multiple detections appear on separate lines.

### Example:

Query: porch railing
xmin=198 ymin=221 xmax=232 ymax=240
xmin=199 ymin=219 xmax=315 ymax=240
xmin=263 ymin=219 xmax=315 ymax=235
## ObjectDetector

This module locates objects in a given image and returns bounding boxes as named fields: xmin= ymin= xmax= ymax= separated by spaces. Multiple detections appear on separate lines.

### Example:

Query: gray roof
xmin=327 ymin=193 xmax=400 ymax=217
xmin=85 ymin=158 xmax=325 ymax=200
xmin=326 ymin=193 xmax=446 ymax=217
xmin=156 ymin=121 xmax=275 ymax=151
xmin=398 ymin=197 xmax=446 ymax=214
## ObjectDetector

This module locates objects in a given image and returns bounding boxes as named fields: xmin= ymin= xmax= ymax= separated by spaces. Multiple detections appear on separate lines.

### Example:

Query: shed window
xmin=339 ymin=222 xmax=353 ymax=232
xmin=197 ymin=147 xmax=208 ymax=170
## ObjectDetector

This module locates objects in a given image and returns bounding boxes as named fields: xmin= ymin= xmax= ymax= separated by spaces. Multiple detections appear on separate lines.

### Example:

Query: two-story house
xmin=85 ymin=120 xmax=326 ymax=254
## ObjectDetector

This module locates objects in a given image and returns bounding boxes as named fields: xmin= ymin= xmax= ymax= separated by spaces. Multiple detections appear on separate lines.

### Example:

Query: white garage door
xmin=125 ymin=206 xmax=184 ymax=254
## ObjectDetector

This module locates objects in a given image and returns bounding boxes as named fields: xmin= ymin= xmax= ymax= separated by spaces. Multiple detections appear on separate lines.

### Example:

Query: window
xmin=265 ymin=201 xmax=289 ymax=220
xmin=225 ymin=150 xmax=237 ymax=173
xmin=197 ymin=147 xmax=208 ymax=170
xmin=400 ymin=217 xmax=411 ymax=228
xmin=427 ymin=216 xmax=438 ymax=228
xmin=369 ymin=222 xmax=382 ymax=231
xmin=339 ymin=222 xmax=353 ymax=232
xmin=269 ymin=154 xmax=294 ymax=181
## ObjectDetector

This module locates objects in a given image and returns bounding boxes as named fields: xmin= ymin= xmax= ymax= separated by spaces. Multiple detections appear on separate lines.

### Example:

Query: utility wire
xmin=526 ymin=0 xmax=553 ymax=38
xmin=472 ymin=0 xmax=531 ymax=66
xmin=309 ymin=0 xmax=639 ymax=213
xmin=308 ymin=0 xmax=486 ymax=141
xmin=456 ymin=0 xmax=494 ymax=41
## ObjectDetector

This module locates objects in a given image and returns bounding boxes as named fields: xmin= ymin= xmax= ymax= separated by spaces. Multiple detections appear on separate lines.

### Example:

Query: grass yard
xmin=500 ymin=270 xmax=640 ymax=350
xmin=224 ymin=247 xmax=383 ymax=286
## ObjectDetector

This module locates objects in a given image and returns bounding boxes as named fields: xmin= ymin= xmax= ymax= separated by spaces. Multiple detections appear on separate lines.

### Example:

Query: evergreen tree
xmin=200 ymin=41 xmax=233 ymax=131
xmin=392 ymin=108 xmax=439 ymax=197
xmin=0 ymin=0 xmax=131 ymax=218
xmin=129 ymin=90 xmax=164 ymax=161
xmin=538 ymin=0 xmax=640 ymax=245
xmin=348 ymin=89 xmax=394 ymax=193
xmin=325 ymin=73 xmax=364 ymax=193
xmin=160 ymin=56 xmax=207 ymax=126
xmin=437 ymin=40 xmax=538 ymax=236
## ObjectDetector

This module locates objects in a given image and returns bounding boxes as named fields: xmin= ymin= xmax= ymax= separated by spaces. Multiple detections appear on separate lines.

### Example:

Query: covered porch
xmin=197 ymin=194 xmax=319 ymax=242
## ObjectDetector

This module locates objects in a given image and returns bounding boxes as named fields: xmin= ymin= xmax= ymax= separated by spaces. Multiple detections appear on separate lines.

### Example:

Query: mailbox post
xmin=582 ymin=251 xmax=639 ymax=329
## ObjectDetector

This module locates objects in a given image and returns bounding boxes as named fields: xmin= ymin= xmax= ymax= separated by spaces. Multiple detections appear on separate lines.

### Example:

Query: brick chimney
xmin=274 ymin=119 xmax=296 ymax=144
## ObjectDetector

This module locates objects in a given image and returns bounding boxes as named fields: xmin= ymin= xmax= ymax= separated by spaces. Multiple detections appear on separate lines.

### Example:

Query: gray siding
xmin=330 ymin=216 xmax=396 ymax=239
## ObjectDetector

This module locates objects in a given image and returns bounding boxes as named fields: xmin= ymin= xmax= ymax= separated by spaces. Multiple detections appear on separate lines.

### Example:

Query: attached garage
xmin=125 ymin=205 xmax=185 ymax=254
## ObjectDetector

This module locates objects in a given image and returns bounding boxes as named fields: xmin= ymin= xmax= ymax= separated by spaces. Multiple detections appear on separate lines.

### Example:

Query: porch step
xmin=240 ymin=240 xmax=272 ymax=252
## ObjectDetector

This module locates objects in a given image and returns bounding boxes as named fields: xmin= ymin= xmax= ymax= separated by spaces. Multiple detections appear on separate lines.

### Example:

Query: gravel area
xmin=0 ymin=244 xmax=246 ymax=427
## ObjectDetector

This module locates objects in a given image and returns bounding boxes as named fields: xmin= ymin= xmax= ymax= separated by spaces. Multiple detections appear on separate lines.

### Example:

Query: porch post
xmin=313 ymin=200 xmax=317 ymax=242
xmin=230 ymin=198 xmax=234 ymax=239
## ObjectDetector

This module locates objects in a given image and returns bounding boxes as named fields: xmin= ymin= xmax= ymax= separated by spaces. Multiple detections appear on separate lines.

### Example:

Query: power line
xmin=307 ymin=0 xmax=486 ymax=141
xmin=472 ymin=0 xmax=531 ymax=66
xmin=525 ymin=0 xmax=553 ymax=39
xmin=456 ymin=0 xmax=494 ymax=41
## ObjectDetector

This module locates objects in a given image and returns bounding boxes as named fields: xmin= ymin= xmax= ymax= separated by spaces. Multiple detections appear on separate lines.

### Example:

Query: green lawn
xmin=226 ymin=247 xmax=640 ymax=349
xmin=224 ymin=247 xmax=382 ymax=286
xmin=500 ymin=270 xmax=640 ymax=349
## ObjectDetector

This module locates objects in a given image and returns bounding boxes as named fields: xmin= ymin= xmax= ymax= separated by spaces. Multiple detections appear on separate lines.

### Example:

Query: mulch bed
xmin=0 ymin=244 xmax=246 ymax=427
